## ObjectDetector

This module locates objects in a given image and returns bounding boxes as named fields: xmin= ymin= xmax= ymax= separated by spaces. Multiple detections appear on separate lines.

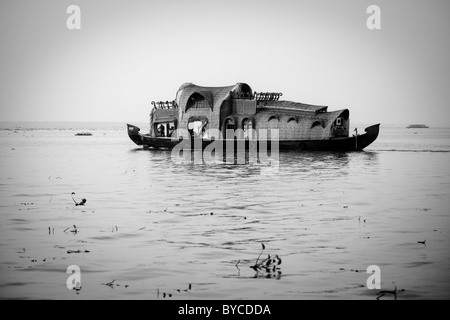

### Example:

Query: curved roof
xmin=176 ymin=83 xmax=252 ymax=111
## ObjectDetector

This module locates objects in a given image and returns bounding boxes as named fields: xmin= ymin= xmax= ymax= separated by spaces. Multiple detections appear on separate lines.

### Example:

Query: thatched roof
xmin=257 ymin=100 xmax=328 ymax=113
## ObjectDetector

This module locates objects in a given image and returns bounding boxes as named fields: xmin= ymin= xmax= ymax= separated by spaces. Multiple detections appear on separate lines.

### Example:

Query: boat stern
xmin=356 ymin=123 xmax=380 ymax=150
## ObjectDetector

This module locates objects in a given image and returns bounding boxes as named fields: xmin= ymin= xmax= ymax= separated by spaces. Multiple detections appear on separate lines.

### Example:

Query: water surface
xmin=0 ymin=123 xmax=449 ymax=299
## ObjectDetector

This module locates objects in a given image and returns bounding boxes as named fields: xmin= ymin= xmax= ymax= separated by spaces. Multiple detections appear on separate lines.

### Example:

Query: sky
xmin=1 ymin=0 xmax=449 ymax=126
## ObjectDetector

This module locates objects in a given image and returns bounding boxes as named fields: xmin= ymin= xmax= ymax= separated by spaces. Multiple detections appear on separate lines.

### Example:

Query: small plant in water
xmin=249 ymin=243 xmax=282 ymax=279
xmin=376 ymin=282 xmax=405 ymax=300
xmin=71 ymin=192 xmax=86 ymax=206
xmin=157 ymin=283 xmax=192 ymax=299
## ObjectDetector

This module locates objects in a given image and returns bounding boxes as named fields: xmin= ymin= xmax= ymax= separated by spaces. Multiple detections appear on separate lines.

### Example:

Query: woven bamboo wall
xmin=167 ymin=83 xmax=348 ymax=140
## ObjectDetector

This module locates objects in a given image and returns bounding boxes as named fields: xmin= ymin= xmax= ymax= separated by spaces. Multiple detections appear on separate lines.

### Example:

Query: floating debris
xmin=157 ymin=284 xmax=191 ymax=299
xmin=73 ymin=283 xmax=82 ymax=294
xmin=102 ymin=280 xmax=116 ymax=288
xmin=67 ymin=249 xmax=90 ymax=254
xmin=70 ymin=225 xmax=78 ymax=234
xmin=101 ymin=280 xmax=129 ymax=289
xmin=376 ymin=282 xmax=405 ymax=300
xmin=71 ymin=192 xmax=86 ymax=206
xmin=64 ymin=225 xmax=79 ymax=234
xmin=198 ymin=212 xmax=215 ymax=216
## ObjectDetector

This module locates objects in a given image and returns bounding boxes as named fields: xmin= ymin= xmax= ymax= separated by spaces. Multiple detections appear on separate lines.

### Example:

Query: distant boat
xmin=75 ymin=132 xmax=93 ymax=136
xmin=406 ymin=124 xmax=429 ymax=129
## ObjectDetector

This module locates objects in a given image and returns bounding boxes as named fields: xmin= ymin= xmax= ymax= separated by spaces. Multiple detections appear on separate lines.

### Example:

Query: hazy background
xmin=1 ymin=0 xmax=449 ymax=126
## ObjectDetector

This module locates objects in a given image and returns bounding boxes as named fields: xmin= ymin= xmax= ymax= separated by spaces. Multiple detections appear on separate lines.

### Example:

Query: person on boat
xmin=158 ymin=124 xmax=165 ymax=137
xmin=168 ymin=126 xmax=175 ymax=137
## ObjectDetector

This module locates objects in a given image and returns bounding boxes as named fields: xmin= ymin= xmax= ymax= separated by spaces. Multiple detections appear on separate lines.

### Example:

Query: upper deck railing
xmin=151 ymin=100 xmax=178 ymax=109
xmin=254 ymin=92 xmax=282 ymax=102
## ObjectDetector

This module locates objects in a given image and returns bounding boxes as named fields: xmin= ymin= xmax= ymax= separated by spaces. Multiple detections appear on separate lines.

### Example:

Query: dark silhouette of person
xmin=168 ymin=126 xmax=175 ymax=137
xmin=158 ymin=125 xmax=165 ymax=137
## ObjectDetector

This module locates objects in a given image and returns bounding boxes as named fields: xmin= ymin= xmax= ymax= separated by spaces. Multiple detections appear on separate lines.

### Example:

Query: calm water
xmin=0 ymin=123 xmax=449 ymax=300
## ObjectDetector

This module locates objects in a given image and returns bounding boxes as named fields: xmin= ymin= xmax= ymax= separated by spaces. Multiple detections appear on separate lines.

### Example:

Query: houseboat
xmin=127 ymin=82 xmax=379 ymax=151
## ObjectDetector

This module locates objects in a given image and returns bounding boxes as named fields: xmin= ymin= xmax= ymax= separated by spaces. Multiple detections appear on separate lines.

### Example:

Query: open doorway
xmin=187 ymin=116 xmax=208 ymax=139
xmin=223 ymin=118 xmax=235 ymax=139
xmin=155 ymin=121 xmax=176 ymax=137
xmin=242 ymin=118 xmax=254 ymax=139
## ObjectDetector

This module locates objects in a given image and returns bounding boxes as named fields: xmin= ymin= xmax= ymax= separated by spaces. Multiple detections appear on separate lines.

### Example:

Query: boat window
xmin=225 ymin=119 xmax=235 ymax=130
xmin=286 ymin=118 xmax=297 ymax=139
xmin=336 ymin=118 xmax=342 ymax=126
xmin=311 ymin=120 xmax=322 ymax=128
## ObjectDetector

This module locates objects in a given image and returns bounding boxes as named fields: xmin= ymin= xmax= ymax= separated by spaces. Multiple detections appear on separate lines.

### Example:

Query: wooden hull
xmin=127 ymin=123 xmax=380 ymax=152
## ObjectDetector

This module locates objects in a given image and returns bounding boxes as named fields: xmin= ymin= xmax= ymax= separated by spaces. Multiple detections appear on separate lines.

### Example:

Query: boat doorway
xmin=223 ymin=118 xmax=235 ymax=139
xmin=187 ymin=116 xmax=208 ymax=139
xmin=155 ymin=121 xmax=176 ymax=137
xmin=243 ymin=118 xmax=254 ymax=139
xmin=267 ymin=116 xmax=279 ymax=140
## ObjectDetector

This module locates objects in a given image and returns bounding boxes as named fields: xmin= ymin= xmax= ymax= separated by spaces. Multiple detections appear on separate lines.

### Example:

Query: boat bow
xmin=127 ymin=123 xmax=145 ymax=145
